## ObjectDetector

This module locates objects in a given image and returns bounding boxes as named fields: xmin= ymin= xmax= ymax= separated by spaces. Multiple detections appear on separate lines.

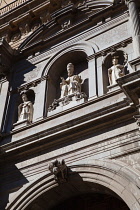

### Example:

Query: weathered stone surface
xmin=0 ymin=0 xmax=140 ymax=210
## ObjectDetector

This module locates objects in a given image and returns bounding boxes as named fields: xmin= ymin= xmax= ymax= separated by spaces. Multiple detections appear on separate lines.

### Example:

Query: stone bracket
xmin=117 ymin=69 xmax=140 ymax=128
xmin=117 ymin=70 xmax=140 ymax=105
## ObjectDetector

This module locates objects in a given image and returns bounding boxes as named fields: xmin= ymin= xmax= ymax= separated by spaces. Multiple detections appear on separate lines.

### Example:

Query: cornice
xmin=0 ymin=89 xmax=132 ymax=140
xmin=0 ymin=0 xmax=125 ymax=49
xmin=0 ymin=100 xmax=135 ymax=163
xmin=87 ymin=37 xmax=132 ymax=60
xmin=125 ymin=0 xmax=136 ymax=6
xmin=117 ymin=69 xmax=140 ymax=105
xmin=17 ymin=75 xmax=48 ymax=92
xmin=18 ymin=5 xmax=127 ymax=55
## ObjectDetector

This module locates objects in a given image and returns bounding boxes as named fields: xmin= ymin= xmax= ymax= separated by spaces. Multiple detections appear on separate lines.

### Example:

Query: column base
xmin=13 ymin=119 xmax=30 ymax=130
xmin=88 ymin=95 xmax=98 ymax=101
xmin=107 ymin=84 xmax=120 ymax=92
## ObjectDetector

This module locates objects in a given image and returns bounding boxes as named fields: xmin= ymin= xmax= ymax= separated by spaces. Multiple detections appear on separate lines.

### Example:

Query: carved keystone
xmin=49 ymin=159 xmax=68 ymax=183
xmin=0 ymin=38 xmax=16 ymax=76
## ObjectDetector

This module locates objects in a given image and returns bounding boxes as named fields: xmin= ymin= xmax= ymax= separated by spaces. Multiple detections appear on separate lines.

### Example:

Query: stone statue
xmin=18 ymin=93 xmax=33 ymax=123
xmin=108 ymin=56 xmax=124 ymax=86
xmin=60 ymin=77 xmax=68 ymax=98
xmin=60 ymin=63 xmax=82 ymax=98
xmin=48 ymin=63 xmax=87 ymax=113
xmin=49 ymin=159 xmax=68 ymax=183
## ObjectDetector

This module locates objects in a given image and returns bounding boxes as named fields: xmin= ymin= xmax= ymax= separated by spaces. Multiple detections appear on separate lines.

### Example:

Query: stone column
xmin=96 ymin=56 xmax=104 ymax=96
xmin=0 ymin=78 xmax=9 ymax=133
xmin=33 ymin=77 xmax=47 ymax=121
xmin=88 ymin=57 xmax=97 ymax=99
xmin=126 ymin=0 xmax=140 ymax=57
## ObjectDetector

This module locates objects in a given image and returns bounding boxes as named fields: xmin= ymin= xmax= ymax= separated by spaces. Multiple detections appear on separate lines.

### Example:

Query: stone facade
xmin=0 ymin=0 xmax=140 ymax=209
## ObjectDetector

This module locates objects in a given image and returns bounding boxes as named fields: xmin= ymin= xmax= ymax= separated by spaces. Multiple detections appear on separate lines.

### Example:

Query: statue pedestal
xmin=13 ymin=119 xmax=30 ymax=130
xmin=107 ymin=84 xmax=120 ymax=92
xmin=48 ymin=92 xmax=87 ymax=116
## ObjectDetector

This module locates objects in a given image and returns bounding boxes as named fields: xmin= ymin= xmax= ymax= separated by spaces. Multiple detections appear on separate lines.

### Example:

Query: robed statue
xmin=60 ymin=63 xmax=82 ymax=98
xmin=18 ymin=93 xmax=33 ymax=123
xmin=108 ymin=56 xmax=124 ymax=86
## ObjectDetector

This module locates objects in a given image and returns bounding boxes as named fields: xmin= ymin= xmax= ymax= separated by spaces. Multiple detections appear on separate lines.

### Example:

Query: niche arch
xmin=42 ymin=42 xmax=99 ymax=77
xmin=43 ymin=42 xmax=99 ymax=113
xmin=12 ymin=89 xmax=35 ymax=125
xmin=102 ymin=50 xmax=128 ymax=93
xmin=6 ymin=159 xmax=140 ymax=210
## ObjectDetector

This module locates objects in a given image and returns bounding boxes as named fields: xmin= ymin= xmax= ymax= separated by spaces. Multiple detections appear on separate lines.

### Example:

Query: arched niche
xmin=6 ymin=159 xmax=140 ymax=210
xmin=45 ymin=51 xmax=88 ymax=112
xmin=102 ymin=50 xmax=128 ymax=93
xmin=12 ymin=89 xmax=35 ymax=127
xmin=42 ymin=42 xmax=99 ymax=114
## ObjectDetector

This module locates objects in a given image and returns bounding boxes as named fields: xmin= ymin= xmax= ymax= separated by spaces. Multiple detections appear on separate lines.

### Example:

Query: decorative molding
xmin=0 ymin=0 xmax=31 ymax=16
xmin=48 ymin=92 xmax=87 ymax=112
xmin=87 ymin=37 xmax=132 ymax=60
xmin=0 ymin=0 xmax=124 ymax=48
xmin=117 ymin=69 xmax=140 ymax=128
xmin=17 ymin=75 xmax=48 ymax=93
xmin=117 ymin=152 xmax=140 ymax=172
xmin=19 ymin=23 xmax=30 ymax=37
xmin=8 ymin=93 xmax=132 ymax=141
xmin=117 ymin=69 xmax=140 ymax=104
xmin=133 ymin=98 xmax=140 ymax=128
xmin=125 ymin=0 xmax=136 ymax=6
xmin=6 ymin=159 xmax=140 ymax=210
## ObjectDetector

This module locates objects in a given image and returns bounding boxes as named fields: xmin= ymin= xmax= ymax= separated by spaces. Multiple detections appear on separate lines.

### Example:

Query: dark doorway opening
xmin=51 ymin=192 xmax=129 ymax=210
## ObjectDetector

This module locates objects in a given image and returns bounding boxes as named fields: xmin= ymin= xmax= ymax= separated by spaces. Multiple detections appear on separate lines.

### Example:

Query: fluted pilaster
xmin=126 ymin=0 xmax=140 ymax=57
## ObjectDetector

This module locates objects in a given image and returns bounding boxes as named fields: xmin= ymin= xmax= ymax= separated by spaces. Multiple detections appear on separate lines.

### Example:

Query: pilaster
xmin=126 ymin=0 xmax=140 ymax=58
xmin=88 ymin=57 xmax=97 ymax=100
xmin=0 ymin=78 xmax=9 ymax=133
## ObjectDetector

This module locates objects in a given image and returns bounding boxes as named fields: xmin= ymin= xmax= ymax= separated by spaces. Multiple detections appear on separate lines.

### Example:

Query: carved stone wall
xmin=1 ymin=1 xmax=140 ymax=210
xmin=117 ymin=152 xmax=140 ymax=172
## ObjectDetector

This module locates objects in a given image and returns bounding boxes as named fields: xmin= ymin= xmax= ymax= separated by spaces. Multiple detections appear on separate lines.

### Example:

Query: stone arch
xmin=42 ymin=41 xmax=99 ymax=77
xmin=6 ymin=159 xmax=140 ymax=210
xmin=43 ymin=42 xmax=99 ymax=113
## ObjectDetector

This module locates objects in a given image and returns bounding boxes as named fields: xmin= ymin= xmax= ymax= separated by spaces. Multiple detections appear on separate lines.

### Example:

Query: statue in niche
xmin=108 ymin=56 xmax=124 ymax=86
xmin=60 ymin=63 xmax=82 ymax=98
xmin=48 ymin=63 xmax=87 ymax=113
xmin=18 ymin=93 xmax=33 ymax=123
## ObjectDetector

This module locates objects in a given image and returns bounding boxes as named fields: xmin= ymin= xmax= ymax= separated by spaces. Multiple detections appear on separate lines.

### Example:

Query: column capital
xmin=125 ymin=0 xmax=136 ymax=6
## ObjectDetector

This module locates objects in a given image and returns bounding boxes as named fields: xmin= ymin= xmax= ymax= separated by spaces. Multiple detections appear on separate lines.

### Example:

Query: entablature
xmin=0 ymin=0 xmax=126 ymax=50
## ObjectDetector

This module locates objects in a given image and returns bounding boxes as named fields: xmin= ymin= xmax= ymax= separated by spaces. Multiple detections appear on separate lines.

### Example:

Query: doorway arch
xmin=6 ymin=159 xmax=140 ymax=210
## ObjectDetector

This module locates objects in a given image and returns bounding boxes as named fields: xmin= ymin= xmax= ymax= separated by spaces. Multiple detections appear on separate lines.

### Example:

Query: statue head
xmin=112 ymin=56 xmax=119 ymax=65
xmin=67 ymin=63 xmax=74 ymax=77
xmin=21 ymin=93 xmax=28 ymax=102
